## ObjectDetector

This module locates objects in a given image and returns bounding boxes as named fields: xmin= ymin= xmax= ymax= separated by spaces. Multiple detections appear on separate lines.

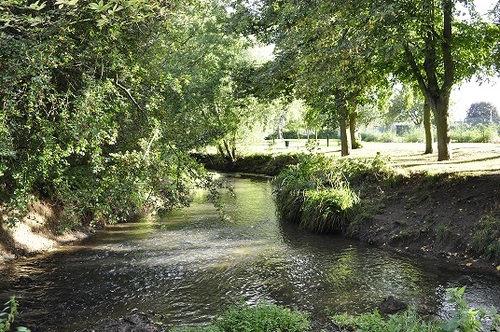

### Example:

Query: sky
xmin=451 ymin=78 xmax=499 ymax=121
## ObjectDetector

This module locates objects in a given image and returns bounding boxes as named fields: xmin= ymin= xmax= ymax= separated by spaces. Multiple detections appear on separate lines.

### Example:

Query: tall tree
xmin=236 ymin=0 xmax=498 ymax=160
xmin=233 ymin=0 xmax=392 ymax=156
xmin=385 ymin=0 xmax=498 ymax=160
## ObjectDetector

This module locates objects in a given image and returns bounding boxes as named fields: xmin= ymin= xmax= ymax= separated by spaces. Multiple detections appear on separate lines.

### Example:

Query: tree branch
xmin=114 ymin=75 xmax=144 ymax=112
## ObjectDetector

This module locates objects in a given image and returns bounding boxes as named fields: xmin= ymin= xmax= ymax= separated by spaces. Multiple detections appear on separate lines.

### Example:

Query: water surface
xmin=1 ymin=174 xmax=498 ymax=331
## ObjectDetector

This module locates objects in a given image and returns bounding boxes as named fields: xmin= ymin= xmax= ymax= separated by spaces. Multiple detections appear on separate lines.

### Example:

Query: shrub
xmin=214 ymin=303 xmax=310 ymax=332
xmin=174 ymin=302 xmax=311 ymax=332
xmin=360 ymin=132 xmax=379 ymax=142
xmin=451 ymin=123 xmax=499 ymax=143
xmin=300 ymin=187 xmax=360 ymax=233
xmin=402 ymin=127 xmax=425 ymax=143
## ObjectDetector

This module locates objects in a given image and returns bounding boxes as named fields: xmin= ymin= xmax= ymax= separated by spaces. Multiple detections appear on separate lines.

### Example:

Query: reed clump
xmin=274 ymin=154 xmax=395 ymax=234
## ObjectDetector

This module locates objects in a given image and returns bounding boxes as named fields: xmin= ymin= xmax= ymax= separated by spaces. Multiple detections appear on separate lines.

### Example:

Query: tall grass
xmin=300 ymin=187 xmax=360 ymax=233
xmin=273 ymin=154 xmax=395 ymax=234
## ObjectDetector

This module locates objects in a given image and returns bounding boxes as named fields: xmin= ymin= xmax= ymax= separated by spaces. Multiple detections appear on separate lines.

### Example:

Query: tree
xmin=385 ymin=86 xmax=425 ymax=126
xmin=233 ymin=0 xmax=392 ymax=156
xmin=0 ymin=0 xmax=250 ymax=226
xmin=386 ymin=0 xmax=498 ymax=160
xmin=465 ymin=101 xmax=500 ymax=124
xmin=241 ymin=0 xmax=499 ymax=160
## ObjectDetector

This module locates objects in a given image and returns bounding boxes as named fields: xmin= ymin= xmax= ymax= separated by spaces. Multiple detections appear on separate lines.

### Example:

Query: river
xmin=0 ymin=174 xmax=499 ymax=331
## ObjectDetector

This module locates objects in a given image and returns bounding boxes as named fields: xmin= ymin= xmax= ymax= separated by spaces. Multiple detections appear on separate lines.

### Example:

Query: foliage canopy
xmin=0 ymin=0 xmax=254 ymax=227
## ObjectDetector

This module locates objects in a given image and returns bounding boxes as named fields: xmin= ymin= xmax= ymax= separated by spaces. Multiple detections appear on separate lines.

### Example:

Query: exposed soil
xmin=0 ymin=201 xmax=90 ymax=263
xmin=356 ymin=172 xmax=500 ymax=274
xmin=347 ymin=143 xmax=500 ymax=275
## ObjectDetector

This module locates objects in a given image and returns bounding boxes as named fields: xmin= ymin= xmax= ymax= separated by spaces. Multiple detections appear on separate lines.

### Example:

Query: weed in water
xmin=331 ymin=287 xmax=500 ymax=332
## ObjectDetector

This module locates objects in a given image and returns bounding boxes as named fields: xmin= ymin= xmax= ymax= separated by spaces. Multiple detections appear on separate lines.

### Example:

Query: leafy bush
xmin=174 ymin=302 xmax=311 ymax=332
xmin=359 ymin=131 xmax=400 ymax=143
xmin=379 ymin=132 xmax=398 ymax=143
xmin=402 ymin=127 xmax=425 ymax=143
xmin=451 ymin=123 xmax=499 ymax=143
xmin=360 ymin=132 xmax=379 ymax=142
xmin=214 ymin=303 xmax=310 ymax=332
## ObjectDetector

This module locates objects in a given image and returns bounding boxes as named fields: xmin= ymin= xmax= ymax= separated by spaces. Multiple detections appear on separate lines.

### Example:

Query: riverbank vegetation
xmin=1 ymin=0 xmax=272 ymax=235
xmin=169 ymin=287 xmax=499 ymax=332
xmin=273 ymin=153 xmax=396 ymax=234
xmin=2 ymin=0 xmax=499 ymax=238
xmin=0 ymin=296 xmax=29 ymax=332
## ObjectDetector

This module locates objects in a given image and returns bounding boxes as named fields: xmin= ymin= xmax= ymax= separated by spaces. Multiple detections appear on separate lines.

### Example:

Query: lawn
xmin=236 ymin=140 xmax=500 ymax=174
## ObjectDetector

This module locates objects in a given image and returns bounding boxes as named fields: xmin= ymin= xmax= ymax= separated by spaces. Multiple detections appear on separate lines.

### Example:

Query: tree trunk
xmin=423 ymin=100 xmax=433 ymax=154
xmin=402 ymin=0 xmax=454 ymax=161
xmin=433 ymin=98 xmax=452 ymax=160
xmin=339 ymin=116 xmax=349 ymax=156
xmin=217 ymin=138 xmax=237 ymax=164
xmin=349 ymin=112 xmax=360 ymax=149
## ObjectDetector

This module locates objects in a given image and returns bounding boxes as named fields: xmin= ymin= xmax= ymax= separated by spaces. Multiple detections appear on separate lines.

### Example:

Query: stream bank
xmin=196 ymin=152 xmax=500 ymax=275
xmin=0 ymin=201 xmax=91 ymax=263
xmin=1 ymin=173 xmax=499 ymax=331
xmin=2 ymin=152 xmax=498 ymax=276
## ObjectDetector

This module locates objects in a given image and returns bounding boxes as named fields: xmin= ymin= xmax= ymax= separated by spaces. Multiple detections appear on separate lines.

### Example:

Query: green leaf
xmin=88 ymin=2 xmax=100 ymax=10
xmin=28 ymin=1 xmax=46 ymax=10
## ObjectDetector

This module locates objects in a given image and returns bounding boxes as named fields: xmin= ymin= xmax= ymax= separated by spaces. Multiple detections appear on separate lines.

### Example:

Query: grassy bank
xmin=272 ymin=153 xmax=500 ymax=269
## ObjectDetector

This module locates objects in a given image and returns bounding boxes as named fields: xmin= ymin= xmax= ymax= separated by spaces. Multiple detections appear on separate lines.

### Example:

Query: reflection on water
xmin=0 ymin=174 xmax=499 ymax=331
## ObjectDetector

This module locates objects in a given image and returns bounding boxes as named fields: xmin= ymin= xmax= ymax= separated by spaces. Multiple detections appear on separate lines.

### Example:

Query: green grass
xmin=300 ymin=187 xmax=360 ymax=233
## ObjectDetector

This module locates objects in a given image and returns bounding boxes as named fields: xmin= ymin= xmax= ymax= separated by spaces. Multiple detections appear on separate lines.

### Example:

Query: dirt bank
xmin=0 ymin=201 xmax=90 ymax=263
xmin=356 ymin=172 xmax=500 ymax=275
